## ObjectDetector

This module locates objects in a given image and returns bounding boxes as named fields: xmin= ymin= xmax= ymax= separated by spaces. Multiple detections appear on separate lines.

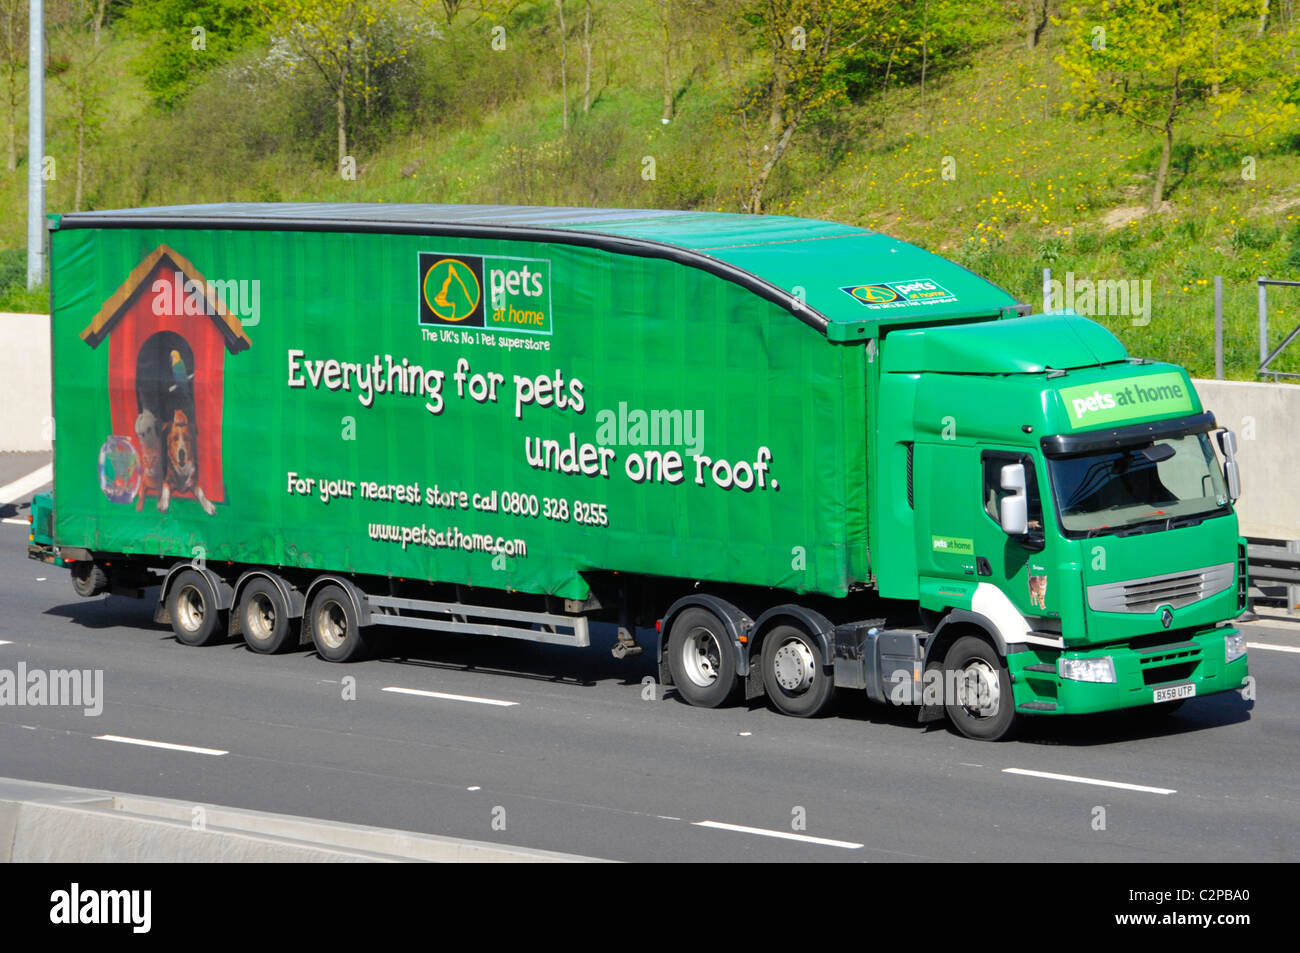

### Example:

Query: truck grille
xmin=1087 ymin=563 xmax=1234 ymax=613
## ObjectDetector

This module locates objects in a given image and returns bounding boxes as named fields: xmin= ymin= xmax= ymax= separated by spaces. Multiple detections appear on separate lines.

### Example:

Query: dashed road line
xmin=383 ymin=686 xmax=519 ymax=707
xmin=692 ymin=820 xmax=864 ymax=849
xmin=1248 ymin=642 xmax=1300 ymax=654
xmin=94 ymin=734 xmax=228 ymax=756
xmin=1004 ymin=767 xmax=1175 ymax=795
xmin=0 ymin=464 xmax=52 ymax=505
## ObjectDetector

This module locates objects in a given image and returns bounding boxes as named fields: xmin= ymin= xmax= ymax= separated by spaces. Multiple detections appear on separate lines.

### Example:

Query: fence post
xmin=1042 ymin=267 xmax=1052 ymax=313
xmin=1215 ymin=276 xmax=1224 ymax=380
xmin=1258 ymin=277 xmax=1268 ymax=370
xmin=1289 ymin=540 xmax=1300 ymax=618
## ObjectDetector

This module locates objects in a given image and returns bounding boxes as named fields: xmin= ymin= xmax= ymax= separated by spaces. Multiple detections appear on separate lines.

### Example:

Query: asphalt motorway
xmin=2 ymin=456 xmax=1298 ymax=863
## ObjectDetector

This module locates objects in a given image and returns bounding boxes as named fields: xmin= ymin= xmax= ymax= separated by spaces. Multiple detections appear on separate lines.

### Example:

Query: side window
xmin=982 ymin=452 xmax=1044 ymax=536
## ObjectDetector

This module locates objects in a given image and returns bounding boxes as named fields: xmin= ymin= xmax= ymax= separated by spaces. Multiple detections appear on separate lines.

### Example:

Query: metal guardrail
xmin=1247 ymin=537 xmax=1300 ymax=614
xmin=1257 ymin=278 xmax=1300 ymax=382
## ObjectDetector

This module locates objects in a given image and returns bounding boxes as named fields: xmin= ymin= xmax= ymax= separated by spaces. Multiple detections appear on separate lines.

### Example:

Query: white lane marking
xmin=0 ymin=464 xmax=53 ymax=505
xmin=94 ymin=734 xmax=228 ymax=756
xmin=1004 ymin=768 xmax=1175 ymax=795
xmin=2 ymin=517 xmax=28 ymax=525
xmin=692 ymin=820 xmax=863 ymax=850
xmin=1248 ymin=642 xmax=1300 ymax=654
xmin=382 ymin=686 xmax=518 ymax=707
xmin=0 ymin=640 xmax=11 ymax=646
xmin=467 ymin=786 xmax=481 ymax=791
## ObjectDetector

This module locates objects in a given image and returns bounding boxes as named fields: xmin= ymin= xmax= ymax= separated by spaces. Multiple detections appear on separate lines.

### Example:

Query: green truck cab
xmin=28 ymin=203 xmax=1249 ymax=741
xmin=872 ymin=314 xmax=1249 ymax=739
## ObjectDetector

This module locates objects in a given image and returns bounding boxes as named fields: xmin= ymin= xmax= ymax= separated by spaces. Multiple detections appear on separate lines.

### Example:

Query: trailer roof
xmin=53 ymin=203 xmax=1027 ymax=339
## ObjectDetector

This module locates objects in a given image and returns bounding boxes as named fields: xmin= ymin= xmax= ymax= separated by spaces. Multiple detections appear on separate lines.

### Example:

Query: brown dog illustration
xmin=158 ymin=409 xmax=216 ymax=515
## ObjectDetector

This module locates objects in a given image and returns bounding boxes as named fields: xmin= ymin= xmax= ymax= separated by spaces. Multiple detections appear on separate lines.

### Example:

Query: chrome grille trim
xmin=1087 ymin=562 xmax=1234 ymax=613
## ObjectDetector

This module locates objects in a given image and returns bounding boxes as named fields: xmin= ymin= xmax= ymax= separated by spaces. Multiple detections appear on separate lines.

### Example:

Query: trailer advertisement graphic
xmin=53 ymin=226 xmax=869 ymax=602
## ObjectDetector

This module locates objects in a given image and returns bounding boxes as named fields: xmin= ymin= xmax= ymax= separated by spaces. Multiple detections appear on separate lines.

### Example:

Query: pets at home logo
xmin=840 ymin=277 xmax=957 ymax=311
xmin=418 ymin=252 xmax=553 ymax=334
xmin=419 ymin=254 xmax=485 ymax=327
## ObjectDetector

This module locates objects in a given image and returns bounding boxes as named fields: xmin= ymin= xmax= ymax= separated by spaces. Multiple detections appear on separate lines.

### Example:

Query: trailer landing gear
xmin=611 ymin=627 xmax=643 ymax=659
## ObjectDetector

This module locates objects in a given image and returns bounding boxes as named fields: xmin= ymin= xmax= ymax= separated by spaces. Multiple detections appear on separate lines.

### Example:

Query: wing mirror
xmin=999 ymin=463 xmax=1029 ymax=536
xmin=1216 ymin=429 xmax=1241 ymax=503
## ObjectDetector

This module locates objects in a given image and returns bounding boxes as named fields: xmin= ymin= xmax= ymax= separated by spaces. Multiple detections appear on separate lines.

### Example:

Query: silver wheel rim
xmin=316 ymin=600 xmax=348 ymax=651
xmin=772 ymin=638 xmax=816 ymax=693
xmin=176 ymin=585 xmax=206 ymax=633
xmin=956 ymin=659 xmax=1001 ymax=717
xmin=681 ymin=626 xmax=722 ymax=687
xmin=247 ymin=592 xmax=276 ymax=643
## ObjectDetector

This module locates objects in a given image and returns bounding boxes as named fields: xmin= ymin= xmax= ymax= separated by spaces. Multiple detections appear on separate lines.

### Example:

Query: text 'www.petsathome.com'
xmin=368 ymin=523 xmax=528 ymax=556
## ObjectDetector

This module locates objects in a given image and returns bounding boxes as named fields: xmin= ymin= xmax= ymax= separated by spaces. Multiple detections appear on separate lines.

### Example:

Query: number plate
xmin=1153 ymin=683 xmax=1196 ymax=703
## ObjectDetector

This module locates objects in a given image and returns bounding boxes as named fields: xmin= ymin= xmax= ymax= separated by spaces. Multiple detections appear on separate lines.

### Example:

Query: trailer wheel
xmin=238 ymin=579 xmax=299 ymax=655
xmin=167 ymin=569 xmax=225 ymax=647
xmin=70 ymin=562 xmax=109 ymax=598
xmin=943 ymin=636 xmax=1015 ymax=741
xmin=761 ymin=624 xmax=836 ymax=718
xmin=307 ymin=584 xmax=370 ymax=662
xmin=667 ymin=608 xmax=740 ymax=708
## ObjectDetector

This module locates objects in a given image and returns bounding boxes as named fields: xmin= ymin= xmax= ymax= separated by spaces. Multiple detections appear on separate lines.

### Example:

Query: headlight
xmin=1058 ymin=655 xmax=1117 ymax=683
xmin=1224 ymin=632 xmax=1247 ymax=663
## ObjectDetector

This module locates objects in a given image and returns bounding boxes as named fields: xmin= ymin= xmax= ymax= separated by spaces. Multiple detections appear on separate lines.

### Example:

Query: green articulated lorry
xmin=28 ymin=203 xmax=1251 ymax=740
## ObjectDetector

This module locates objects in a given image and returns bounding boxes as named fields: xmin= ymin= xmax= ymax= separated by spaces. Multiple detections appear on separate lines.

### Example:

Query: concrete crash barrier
xmin=0 ymin=778 xmax=604 ymax=863
xmin=1192 ymin=378 xmax=1300 ymax=541
xmin=0 ymin=313 xmax=52 ymax=452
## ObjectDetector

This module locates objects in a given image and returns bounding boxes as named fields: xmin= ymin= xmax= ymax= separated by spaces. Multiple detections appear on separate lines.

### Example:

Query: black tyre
xmin=943 ymin=635 xmax=1016 ymax=741
xmin=167 ymin=569 xmax=225 ymax=647
xmin=760 ymin=623 xmax=836 ymax=718
xmin=307 ymin=584 xmax=370 ymax=662
xmin=71 ymin=561 xmax=109 ymax=598
xmin=237 ymin=578 xmax=300 ymax=655
xmin=666 ymin=608 xmax=741 ymax=708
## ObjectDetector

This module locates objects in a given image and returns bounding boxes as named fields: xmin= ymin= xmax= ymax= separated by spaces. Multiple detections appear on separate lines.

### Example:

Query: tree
xmin=655 ymin=0 xmax=673 ymax=121
xmin=1057 ymin=0 xmax=1296 ymax=211
xmin=263 ymin=0 xmax=416 ymax=173
xmin=0 ymin=0 xmax=25 ymax=171
xmin=125 ymin=0 xmax=265 ymax=109
xmin=716 ymin=0 xmax=896 ymax=213
xmin=555 ymin=0 xmax=568 ymax=131
xmin=52 ymin=0 xmax=111 ymax=210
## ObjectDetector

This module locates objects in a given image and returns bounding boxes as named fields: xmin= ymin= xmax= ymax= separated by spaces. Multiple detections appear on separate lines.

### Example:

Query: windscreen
xmin=1046 ymin=433 xmax=1229 ymax=537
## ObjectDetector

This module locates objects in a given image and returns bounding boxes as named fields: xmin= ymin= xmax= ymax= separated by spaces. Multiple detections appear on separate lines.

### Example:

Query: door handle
xmin=976 ymin=557 xmax=992 ymax=577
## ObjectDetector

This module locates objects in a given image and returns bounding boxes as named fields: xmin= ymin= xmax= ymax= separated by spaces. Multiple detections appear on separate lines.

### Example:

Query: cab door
xmin=974 ymin=448 xmax=1054 ymax=621
xmin=914 ymin=444 xmax=1055 ymax=623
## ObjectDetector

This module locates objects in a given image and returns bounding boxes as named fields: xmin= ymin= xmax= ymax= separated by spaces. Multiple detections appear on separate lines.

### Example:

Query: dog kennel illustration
xmin=80 ymin=245 xmax=252 ymax=510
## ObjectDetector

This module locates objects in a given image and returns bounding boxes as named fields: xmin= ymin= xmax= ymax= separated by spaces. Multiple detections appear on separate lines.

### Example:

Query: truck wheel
xmin=761 ymin=624 xmax=836 ymax=717
xmin=307 ymin=584 xmax=371 ymax=662
xmin=238 ymin=579 xmax=299 ymax=655
xmin=167 ymin=569 xmax=225 ymax=647
xmin=71 ymin=562 xmax=109 ymax=598
xmin=943 ymin=636 xmax=1015 ymax=741
xmin=667 ymin=608 xmax=740 ymax=708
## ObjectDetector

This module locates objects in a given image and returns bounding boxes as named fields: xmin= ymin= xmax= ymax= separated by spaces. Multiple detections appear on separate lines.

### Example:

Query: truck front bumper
xmin=1008 ymin=625 xmax=1250 ymax=715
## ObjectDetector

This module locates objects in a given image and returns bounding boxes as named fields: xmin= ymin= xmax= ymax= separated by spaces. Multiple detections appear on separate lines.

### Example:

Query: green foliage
xmin=1286 ymin=221 xmax=1300 ymax=275
xmin=124 ymin=0 xmax=265 ymax=108
xmin=840 ymin=0 xmax=1011 ymax=101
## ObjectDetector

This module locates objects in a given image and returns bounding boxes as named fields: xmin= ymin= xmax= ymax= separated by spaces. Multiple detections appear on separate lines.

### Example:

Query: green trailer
xmin=29 ymin=203 xmax=1251 ymax=739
